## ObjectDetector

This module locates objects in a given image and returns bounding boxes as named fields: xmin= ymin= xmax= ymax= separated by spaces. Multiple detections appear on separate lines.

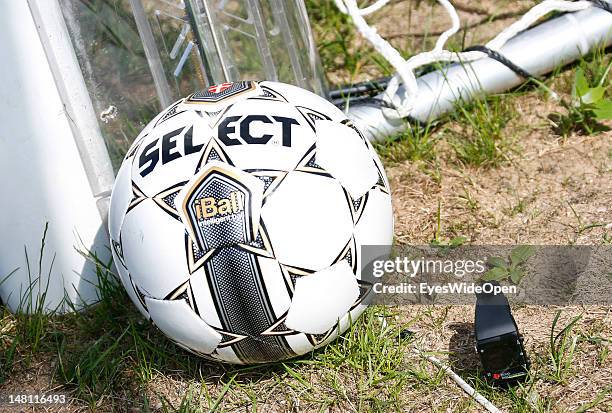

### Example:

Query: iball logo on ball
xmin=193 ymin=191 xmax=245 ymax=222
xmin=178 ymin=164 xmax=261 ymax=252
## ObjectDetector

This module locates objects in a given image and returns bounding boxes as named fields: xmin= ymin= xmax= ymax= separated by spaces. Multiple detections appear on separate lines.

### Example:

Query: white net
xmin=334 ymin=0 xmax=604 ymax=119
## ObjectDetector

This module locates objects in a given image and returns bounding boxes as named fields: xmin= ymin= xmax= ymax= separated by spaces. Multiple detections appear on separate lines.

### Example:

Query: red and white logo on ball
xmin=187 ymin=81 xmax=257 ymax=105
xmin=208 ymin=82 xmax=233 ymax=94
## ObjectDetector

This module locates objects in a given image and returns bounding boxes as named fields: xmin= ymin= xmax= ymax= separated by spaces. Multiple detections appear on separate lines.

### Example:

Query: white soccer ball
xmin=109 ymin=81 xmax=393 ymax=364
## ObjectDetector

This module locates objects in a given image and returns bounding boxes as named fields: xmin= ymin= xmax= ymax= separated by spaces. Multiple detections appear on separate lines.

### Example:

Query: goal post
xmin=344 ymin=4 xmax=612 ymax=141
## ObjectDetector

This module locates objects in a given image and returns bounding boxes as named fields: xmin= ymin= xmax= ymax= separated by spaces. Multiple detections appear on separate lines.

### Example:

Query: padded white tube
xmin=0 ymin=0 xmax=112 ymax=313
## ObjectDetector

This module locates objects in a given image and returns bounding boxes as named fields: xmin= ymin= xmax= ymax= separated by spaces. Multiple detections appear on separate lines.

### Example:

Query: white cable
xmin=341 ymin=0 xmax=415 ymax=112
xmin=333 ymin=0 xmax=389 ymax=16
xmin=422 ymin=351 xmax=502 ymax=413
xmin=335 ymin=0 xmax=598 ymax=120
xmin=486 ymin=0 xmax=594 ymax=50
xmin=381 ymin=316 xmax=503 ymax=413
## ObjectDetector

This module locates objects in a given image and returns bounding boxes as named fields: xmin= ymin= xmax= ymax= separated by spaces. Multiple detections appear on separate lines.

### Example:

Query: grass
xmin=1 ymin=259 xmax=611 ymax=410
xmin=374 ymin=120 xmax=440 ymax=165
xmin=447 ymin=94 xmax=518 ymax=168
xmin=1 ymin=256 xmax=432 ymax=410
xmin=1 ymin=224 xmax=55 ymax=382
xmin=546 ymin=311 xmax=582 ymax=384
xmin=2 ymin=0 xmax=612 ymax=411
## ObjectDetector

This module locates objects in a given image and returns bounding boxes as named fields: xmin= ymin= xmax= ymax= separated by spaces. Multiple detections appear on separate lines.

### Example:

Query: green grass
xmin=1 ymin=1 xmax=612 ymax=411
xmin=2 ymin=257 xmax=611 ymax=411
xmin=0 ymin=254 xmax=421 ymax=410
xmin=0 ymin=261 xmax=443 ymax=411
xmin=374 ymin=120 xmax=440 ymax=165
xmin=0 ymin=224 xmax=55 ymax=381
xmin=447 ymin=94 xmax=518 ymax=167
xmin=546 ymin=311 xmax=582 ymax=384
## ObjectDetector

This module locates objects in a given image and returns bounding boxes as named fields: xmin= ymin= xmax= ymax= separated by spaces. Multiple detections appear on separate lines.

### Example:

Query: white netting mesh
xmin=334 ymin=0 xmax=599 ymax=119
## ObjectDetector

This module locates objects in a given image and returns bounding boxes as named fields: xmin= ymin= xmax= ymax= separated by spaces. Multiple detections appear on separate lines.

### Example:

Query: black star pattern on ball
xmin=278 ymin=263 xmax=315 ymax=297
xmin=155 ymin=99 xmax=186 ymax=127
xmin=204 ymin=104 xmax=234 ymax=129
xmin=165 ymin=279 xmax=200 ymax=316
xmin=350 ymin=279 xmax=374 ymax=310
xmin=195 ymin=137 xmax=235 ymax=173
xmin=247 ymin=84 xmax=289 ymax=103
xmin=341 ymin=119 xmax=369 ymax=146
xmin=111 ymin=233 xmax=128 ymax=270
xmin=260 ymin=311 xmax=300 ymax=337
xmin=126 ymin=181 xmax=148 ymax=214
xmin=333 ymin=237 xmax=358 ymax=275
xmin=342 ymin=188 xmax=369 ymax=225
xmin=214 ymin=329 xmax=248 ymax=348
xmin=236 ymin=219 xmax=276 ymax=259
xmin=125 ymin=134 xmax=146 ymax=163
xmin=373 ymin=161 xmax=390 ymax=195
xmin=294 ymin=106 xmax=332 ymax=132
xmin=152 ymin=181 xmax=187 ymax=222
xmin=306 ymin=325 xmax=338 ymax=347
xmin=185 ymin=234 xmax=217 ymax=274
xmin=294 ymin=144 xmax=333 ymax=178
xmin=340 ymin=119 xmax=390 ymax=196
xmin=129 ymin=273 xmax=149 ymax=314
xmin=245 ymin=170 xmax=288 ymax=204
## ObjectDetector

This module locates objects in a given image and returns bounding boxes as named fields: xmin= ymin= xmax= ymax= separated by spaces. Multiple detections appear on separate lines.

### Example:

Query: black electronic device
xmin=474 ymin=282 xmax=530 ymax=383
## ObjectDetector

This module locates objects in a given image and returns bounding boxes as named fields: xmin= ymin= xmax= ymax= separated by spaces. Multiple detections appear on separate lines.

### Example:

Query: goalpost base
xmin=347 ymin=6 xmax=612 ymax=141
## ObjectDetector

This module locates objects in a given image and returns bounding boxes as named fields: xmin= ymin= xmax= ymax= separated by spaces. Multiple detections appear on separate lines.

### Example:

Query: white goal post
xmin=337 ymin=0 xmax=612 ymax=140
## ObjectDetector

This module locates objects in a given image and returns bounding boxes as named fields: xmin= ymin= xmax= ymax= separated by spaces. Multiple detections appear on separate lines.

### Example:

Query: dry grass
xmin=388 ymin=93 xmax=612 ymax=245
xmin=1 ymin=0 xmax=611 ymax=412
xmin=397 ymin=305 xmax=612 ymax=412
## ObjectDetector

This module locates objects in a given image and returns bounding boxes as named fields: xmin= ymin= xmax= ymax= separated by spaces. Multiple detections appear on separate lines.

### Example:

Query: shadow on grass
xmin=447 ymin=322 xmax=479 ymax=375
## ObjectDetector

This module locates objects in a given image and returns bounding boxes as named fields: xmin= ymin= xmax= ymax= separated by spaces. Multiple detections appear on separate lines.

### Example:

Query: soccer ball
xmin=108 ymin=81 xmax=393 ymax=364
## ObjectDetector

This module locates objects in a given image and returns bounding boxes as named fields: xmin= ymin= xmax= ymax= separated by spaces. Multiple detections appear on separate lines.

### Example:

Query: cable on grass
xmin=378 ymin=316 xmax=503 ymax=413
xmin=397 ymin=327 xmax=502 ymax=413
